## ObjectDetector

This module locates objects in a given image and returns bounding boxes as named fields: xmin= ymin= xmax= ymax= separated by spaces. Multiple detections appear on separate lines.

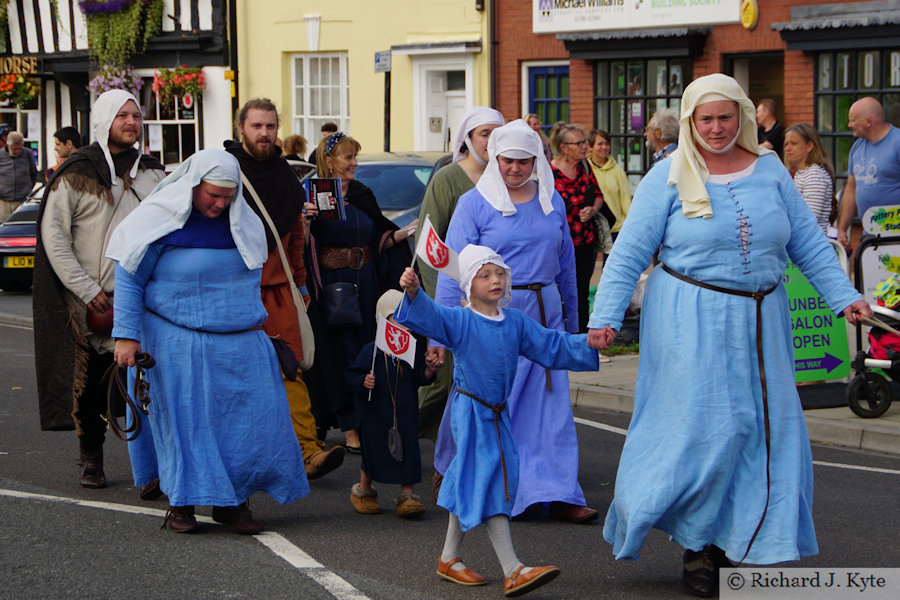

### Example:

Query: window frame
xmin=291 ymin=52 xmax=351 ymax=142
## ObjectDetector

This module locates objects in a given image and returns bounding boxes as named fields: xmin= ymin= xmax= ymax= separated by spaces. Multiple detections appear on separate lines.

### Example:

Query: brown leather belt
xmin=457 ymin=388 xmax=511 ymax=502
xmin=661 ymin=263 xmax=778 ymax=565
xmin=512 ymin=283 xmax=552 ymax=390
xmin=319 ymin=245 xmax=371 ymax=270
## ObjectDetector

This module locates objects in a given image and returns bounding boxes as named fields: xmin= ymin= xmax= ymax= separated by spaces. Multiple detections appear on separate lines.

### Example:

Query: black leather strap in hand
xmin=104 ymin=352 xmax=156 ymax=442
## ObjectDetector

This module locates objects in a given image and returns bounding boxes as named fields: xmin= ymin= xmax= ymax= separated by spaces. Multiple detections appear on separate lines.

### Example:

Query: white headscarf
xmin=458 ymin=244 xmax=512 ymax=305
xmin=91 ymin=89 xmax=143 ymax=185
xmin=452 ymin=106 xmax=505 ymax=163
xmin=667 ymin=73 xmax=774 ymax=219
xmin=475 ymin=119 xmax=555 ymax=217
xmin=106 ymin=149 xmax=267 ymax=274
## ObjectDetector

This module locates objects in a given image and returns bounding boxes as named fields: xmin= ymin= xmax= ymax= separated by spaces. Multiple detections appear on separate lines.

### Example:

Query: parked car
xmin=0 ymin=196 xmax=40 ymax=291
xmin=290 ymin=152 xmax=451 ymax=228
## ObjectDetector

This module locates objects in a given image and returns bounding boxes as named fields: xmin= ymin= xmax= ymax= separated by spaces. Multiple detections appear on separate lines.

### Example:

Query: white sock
xmin=441 ymin=513 xmax=467 ymax=571
xmin=485 ymin=515 xmax=527 ymax=578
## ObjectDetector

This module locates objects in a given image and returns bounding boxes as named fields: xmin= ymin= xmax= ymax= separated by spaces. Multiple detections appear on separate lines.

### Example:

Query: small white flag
xmin=375 ymin=314 xmax=417 ymax=367
xmin=415 ymin=214 xmax=461 ymax=281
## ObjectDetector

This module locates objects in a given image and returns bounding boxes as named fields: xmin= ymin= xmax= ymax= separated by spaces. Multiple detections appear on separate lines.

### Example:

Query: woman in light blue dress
xmin=433 ymin=119 xmax=598 ymax=523
xmin=108 ymin=150 xmax=308 ymax=534
xmin=588 ymin=74 xmax=871 ymax=597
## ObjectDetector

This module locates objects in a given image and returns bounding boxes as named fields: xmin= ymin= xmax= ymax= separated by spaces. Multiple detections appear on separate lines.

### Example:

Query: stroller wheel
xmin=846 ymin=372 xmax=892 ymax=418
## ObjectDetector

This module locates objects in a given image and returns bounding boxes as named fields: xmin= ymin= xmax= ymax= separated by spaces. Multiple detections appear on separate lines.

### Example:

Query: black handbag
xmin=320 ymin=282 xmax=363 ymax=328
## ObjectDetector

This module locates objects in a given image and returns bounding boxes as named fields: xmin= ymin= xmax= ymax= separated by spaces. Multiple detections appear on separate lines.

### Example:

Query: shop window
xmin=292 ymin=53 xmax=350 ymax=143
xmin=1 ymin=98 xmax=42 ymax=171
xmin=528 ymin=66 xmax=569 ymax=135
xmin=138 ymin=77 xmax=198 ymax=170
xmin=815 ymin=48 xmax=900 ymax=189
xmin=595 ymin=58 xmax=691 ymax=182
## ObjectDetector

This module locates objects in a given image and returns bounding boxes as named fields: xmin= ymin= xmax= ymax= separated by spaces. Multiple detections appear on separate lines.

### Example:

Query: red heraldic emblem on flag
xmin=414 ymin=214 xmax=461 ymax=281
xmin=376 ymin=314 xmax=417 ymax=367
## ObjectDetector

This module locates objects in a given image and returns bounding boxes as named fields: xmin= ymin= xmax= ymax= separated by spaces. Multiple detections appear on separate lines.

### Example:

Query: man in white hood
xmin=33 ymin=90 xmax=165 ymax=489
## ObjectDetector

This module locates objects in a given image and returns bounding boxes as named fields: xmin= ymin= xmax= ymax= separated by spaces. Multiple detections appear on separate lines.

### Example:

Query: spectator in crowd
xmin=550 ymin=123 xmax=605 ymax=334
xmin=523 ymin=112 xmax=552 ymax=161
xmin=783 ymin=123 xmax=835 ymax=234
xmin=0 ymin=131 xmax=38 ymax=220
xmin=33 ymin=90 xmax=165 ymax=490
xmin=0 ymin=123 xmax=9 ymax=151
xmin=645 ymin=108 xmax=679 ymax=168
xmin=308 ymin=122 xmax=339 ymax=163
xmin=837 ymin=96 xmax=900 ymax=251
xmin=283 ymin=134 xmax=308 ymax=161
xmin=587 ymin=128 xmax=631 ymax=245
xmin=756 ymin=98 xmax=785 ymax=159
xmin=46 ymin=126 xmax=82 ymax=181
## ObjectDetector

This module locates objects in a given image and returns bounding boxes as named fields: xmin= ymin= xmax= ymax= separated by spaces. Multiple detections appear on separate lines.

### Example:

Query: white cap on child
xmin=376 ymin=289 xmax=404 ymax=321
xmin=458 ymin=244 xmax=512 ymax=305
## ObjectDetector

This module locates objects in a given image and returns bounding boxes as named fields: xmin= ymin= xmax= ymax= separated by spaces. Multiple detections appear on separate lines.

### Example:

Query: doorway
xmin=728 ymin=53 xmax=784 ymax=119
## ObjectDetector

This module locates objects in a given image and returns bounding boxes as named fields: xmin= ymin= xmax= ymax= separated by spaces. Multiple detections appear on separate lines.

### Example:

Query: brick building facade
xmin=494 ymin=0 xmax=900 ymax=190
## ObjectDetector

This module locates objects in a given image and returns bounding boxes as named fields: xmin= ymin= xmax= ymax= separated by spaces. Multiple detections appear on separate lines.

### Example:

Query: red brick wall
xmin=493 ymin=0 xmax=866 ymax=129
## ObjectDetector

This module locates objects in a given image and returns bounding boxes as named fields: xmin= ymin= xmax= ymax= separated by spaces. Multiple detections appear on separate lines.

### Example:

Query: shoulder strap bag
xmin=240 ymin=172 xmax=316 ymax=371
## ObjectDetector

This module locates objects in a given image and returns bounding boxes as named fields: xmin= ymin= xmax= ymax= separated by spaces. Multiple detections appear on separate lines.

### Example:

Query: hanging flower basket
xmin=88 ymin=64 xmax=143 ymax=98
xmin=153 ymin=65 xmax=205 ymax=109
xmin=0 ymin=74 xmax=41 ymax=108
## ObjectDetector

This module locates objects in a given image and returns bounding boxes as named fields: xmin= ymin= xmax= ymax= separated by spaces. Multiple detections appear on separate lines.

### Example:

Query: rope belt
xmin=319 ymin=245 xmax=371 ymax=270
xmin=661 ymin=263 xmax=778 ymax=565
xmin=512 ymin=283 xmax=552 ymax=390
xmin=457 ymin=388 xmax=511 ymax=502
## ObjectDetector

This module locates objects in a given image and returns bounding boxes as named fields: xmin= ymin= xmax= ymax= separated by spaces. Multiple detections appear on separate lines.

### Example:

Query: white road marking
xmin=812 ymin=460 xmax=900 ymax=476
xmin=573 ymin=416 xmax=628 ymax=436
xmin=0 ymin=488 xmax=371 ymax=599
xmin=574 ymin=416 xmax=900 ymax=476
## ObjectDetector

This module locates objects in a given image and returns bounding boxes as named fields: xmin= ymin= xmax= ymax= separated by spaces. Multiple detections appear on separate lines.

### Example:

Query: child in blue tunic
xmin=397 ymin=244 xmax=598 ymax=597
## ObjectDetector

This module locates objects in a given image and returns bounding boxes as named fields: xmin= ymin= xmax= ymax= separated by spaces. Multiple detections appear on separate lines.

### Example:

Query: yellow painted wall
xmin=235 ymin=1 xmax=491 ymax=152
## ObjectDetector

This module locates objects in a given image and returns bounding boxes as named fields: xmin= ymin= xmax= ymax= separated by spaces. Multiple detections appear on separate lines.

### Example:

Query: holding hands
xmin=587 ymin=326 xmax=617 ymax=350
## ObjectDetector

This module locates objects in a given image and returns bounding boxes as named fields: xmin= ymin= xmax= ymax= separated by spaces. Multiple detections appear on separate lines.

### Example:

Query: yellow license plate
xmin=4 ymin=255 xmax=33 ymax=268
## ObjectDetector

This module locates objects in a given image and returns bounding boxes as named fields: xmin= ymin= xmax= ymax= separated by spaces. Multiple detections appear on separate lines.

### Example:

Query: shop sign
xmin=859 ymin=205 xmax=900 ymax=305
xmin=740 ymin=0 xmax=758 ymax=30
xmin=0 ymin=56 xmax=38 ymax=75
xmin=533 ymin=0 xmax=740 ymax=34
xmin=784 ymin=261 xmax=850 ymax=383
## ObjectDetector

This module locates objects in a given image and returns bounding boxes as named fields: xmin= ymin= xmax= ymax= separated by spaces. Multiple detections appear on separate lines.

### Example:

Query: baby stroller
xmin=846 ymin=275 xmax=900 ymax=418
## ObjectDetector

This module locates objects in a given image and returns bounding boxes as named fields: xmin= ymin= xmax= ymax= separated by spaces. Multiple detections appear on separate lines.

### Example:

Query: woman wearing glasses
xmin=550 ymin=124 xmax=605 ymax=333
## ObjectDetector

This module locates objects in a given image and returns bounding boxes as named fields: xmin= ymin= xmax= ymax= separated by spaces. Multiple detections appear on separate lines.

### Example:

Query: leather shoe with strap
xmin=682 ymin=548 xmax=716 ymax=597
xmin=548 ymin=501 xmax=599 ymax=524
xmin=504 ymin=565 xmax=560 ymax=597
xmin=212 ymin=501 xmax=263 ymax=534
xmin=162 ymin=505 xmax=197 ymax=533
xmin=436 ymin=557 xmax=486 ymax=586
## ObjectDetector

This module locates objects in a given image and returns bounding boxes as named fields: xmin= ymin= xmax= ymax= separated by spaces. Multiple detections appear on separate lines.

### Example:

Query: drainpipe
xmin=229 ymin=0 xmax=240 ymax=127
xmin=489 ymin=0 xmax=496 ymax=108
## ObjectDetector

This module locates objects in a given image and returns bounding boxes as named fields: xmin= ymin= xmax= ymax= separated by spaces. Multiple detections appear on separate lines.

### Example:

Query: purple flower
xmin=78 ymin=0 xmax=135 ymax=16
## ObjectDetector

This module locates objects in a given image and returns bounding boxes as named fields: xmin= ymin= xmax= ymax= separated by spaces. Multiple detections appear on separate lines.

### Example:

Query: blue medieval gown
xmin=433 ymin=187 xmax=585 ymax=515
xmin=113 ymin=211 xmax=309 ymax=507
xmin=396 ymin=291 xmax=597 ymax=531
xmin=589 ymin=154 xmax=862 ymax=564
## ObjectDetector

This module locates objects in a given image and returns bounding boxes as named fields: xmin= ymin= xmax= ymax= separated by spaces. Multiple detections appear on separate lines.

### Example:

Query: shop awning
xmin=558 ymin=27 xmax=709 ymax=60
xmin=390 ymin=41 xmax=481 ymax=55
xmin=773 ymin=0 xmax=900 ymax=50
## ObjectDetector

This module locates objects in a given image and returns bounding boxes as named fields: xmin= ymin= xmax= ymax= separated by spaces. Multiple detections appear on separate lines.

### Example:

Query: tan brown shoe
xmin=350 ymin=483 xmax=381 ymax=514
xmin=394 ymin=493 xmax=425 ymax=519
xmin=305 ymin=446 xmax=345 ymax=480
xmin=548 ymin=501 xmax=599 ymax=524
xmin=436 ymin=557 xmax=487 ymax=586
xmin=212 ymin=501 xmax=263 ymax=534
xmin=504 ymin=565 xmax=560 ymax=597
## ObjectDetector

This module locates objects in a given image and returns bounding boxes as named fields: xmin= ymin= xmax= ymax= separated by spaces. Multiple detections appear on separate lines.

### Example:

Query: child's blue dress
xmin=397 ymin=291 xmax=597 ymax=531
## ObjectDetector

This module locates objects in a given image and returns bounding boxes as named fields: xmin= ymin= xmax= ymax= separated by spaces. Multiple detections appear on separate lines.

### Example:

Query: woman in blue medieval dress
xmin=108 ymin=149 xmax=309 ymax=534
xmin=433 ymin=119 xmax=599 ymax=523
xmin=587 ymin=74 xmax=871 ymax=597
